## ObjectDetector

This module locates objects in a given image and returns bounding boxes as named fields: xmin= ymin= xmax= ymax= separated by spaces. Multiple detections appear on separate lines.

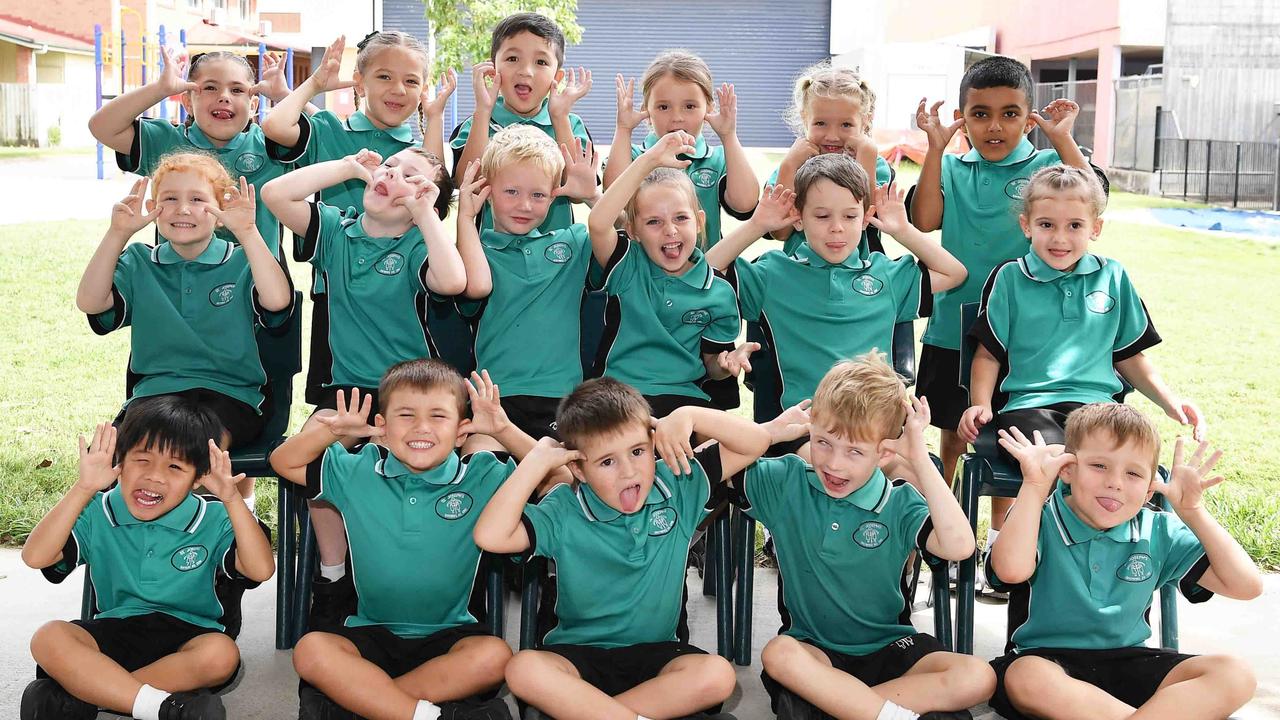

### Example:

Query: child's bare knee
xmin=29 ymin=620 xmax=81 ymax=660
xmin=292 ymin=632 xmax=334 ymax=679
xmin=1200 ymin=655 xmax=1256 ymax=702
xmin=504 ymin=650 xmax=549 ymax=696
xmin=761 ymin=635 xmax=805 ymax=677
xmin=691 ymin=654 xmax=736 ymax=702
xmin=951 ymin=654 xmax=997 ymax=701
xmin=198 ymin=634 xmax=241 ymax=682
xmin=1003 ymin=657 xmax=1053 ymax=708
xmin=466 ymin=636 xmax=514 ymax=683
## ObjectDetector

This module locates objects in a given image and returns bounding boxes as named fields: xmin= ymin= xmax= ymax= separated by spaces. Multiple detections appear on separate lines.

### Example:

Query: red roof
xmin=183 ymin=19 xmax=307 ymax=52
xmin=0 ymin=14 xmax=94 ymax=53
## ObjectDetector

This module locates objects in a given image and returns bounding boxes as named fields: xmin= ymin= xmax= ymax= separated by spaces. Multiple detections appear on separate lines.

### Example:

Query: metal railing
xmin=1157 ymin=139 xmax=1280 ymax=210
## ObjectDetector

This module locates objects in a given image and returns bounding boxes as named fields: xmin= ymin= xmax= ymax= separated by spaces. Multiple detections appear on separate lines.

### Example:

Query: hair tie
xmin=356 ymin=31 xmax=380 ymax=50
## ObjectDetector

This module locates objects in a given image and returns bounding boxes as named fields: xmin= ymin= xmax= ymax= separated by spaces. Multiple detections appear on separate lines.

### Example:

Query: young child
xmin=959 ymin=165 xmax=1204 ymax=462
xmin=474 ymin=378 xmax=773 ymax=719
xmin=706 ymin=154 xmax=967 ymax=436
xmin=76 ymin=152 xmax=295 ymax=454
xmin=745 ymin=353 xmax=993 ymax=720
xmin=451 ymin=12 xmax=594 ymax=234
xmin=911 ymin=54 xmax=1103 ymax=527
xmin=453 ymin=125 xmax=599 ymax=441
xmin=588 ymin=130 xmax=760 ymax=417
xmin=987 ymin=405 xmax=1261 ymax=720
xmin=772 ymin=61 xmax=893 ymax=258
xmin=270 ymin=360 xmax=539 ymax=720
xmin=604 ymin=50 xmax=760 ymax=248
xmin=89 ymin=48 xmax=299 ymax=257
xmin=21 ymin=397 xmax=274 ymax=720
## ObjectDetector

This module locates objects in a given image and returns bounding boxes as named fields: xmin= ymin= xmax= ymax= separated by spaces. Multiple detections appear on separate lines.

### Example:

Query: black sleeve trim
xmin=1090 ymin=163 xmax=1111 ymax=197
xmin=914 ymin=516 xmax=944 ymax=566
xmin=719 ymin=174 xmax=757 ymax=220
xmin=296 ymin=202 xmax=323 ymax=262
xmin=695 ymin=443 xmax=724 ymax=511
xmin=602 ymin=231 xmax=630 ymax=277
xmin=917 ymin=260 xmax=934 ymax=318
xmin=87 ymin=285 xmax=128 ymax=335
xmin=39 ymin=535 xmax=80 ymax=584
xmin=700 ymin=338 xmax=735 ymax=355
xmin=727 ymin=469 xmax=751 ymax=510
xmin=302 ymin=458 xmax=324 ymax=500
xmin=1179 ymin=554 xmax=1215 ymax=604
xmin=266 ymin=113 xmax=311 ymax=163
xmin=967 ymin=262 xmax=1014 ymax=366
xmin=1112 ymin=300 xmax=1162 ymax=363
xmin=448 ymin=119 xmax=468 ymax=181
xmin=518 ymin=513 xmax=539 ymax=562
xmin=220 ymin=518 xmax=273 ymax=586
xmin=115 ymin=118 xmax=144 ymax=172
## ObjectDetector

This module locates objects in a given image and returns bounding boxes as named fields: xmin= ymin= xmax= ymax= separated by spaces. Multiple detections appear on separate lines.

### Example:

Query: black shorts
xmin=916 ymin=345 xmax=969 ymax=432
xmin=761 ymin=633 xmax=945 ymax=712
xmin=989 ymin=646 xmax=1197 ymax=720
xmin=310 ymin=386 xmax=381 ymax=415
xmin=699 ymin=376 xmax=742 ymax=411
xmin=118 ymin=389 xmax=267 ymax=450
xmin=766 ymin=437 xmax=808 ymax=458
xmin=36 ymin=613 xmax=238 ymax=692
xmin=644 ymin=393 xmax=714 ymax=420
xmin=993 ymin=402 xmax=1084 ymax=464
xmin=324 ymin=622 xmax=494 ymax=680
xmin=542 ymin=641 xmax=711 ymax=699
xmin=502 ymin=395 xmax=561 ymax=441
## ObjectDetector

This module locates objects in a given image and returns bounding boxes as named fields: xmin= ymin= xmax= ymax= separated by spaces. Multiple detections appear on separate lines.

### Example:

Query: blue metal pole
xmin=179 ymin=30 xmax=188 ymax=124
xmin=257 ymin=41 xmax=267 ymax=123
xmin=95 ymin=24 xmax=104 ymax=180
xmin=285 ymin=48 xmax=294 ymax=92
xmin=157 ymin=26 xmax=167 ymax=120
xmin=140 ymin=34 xmax=148 ymax=116
xmin=120 ymin=30 xmax=126 ymax=94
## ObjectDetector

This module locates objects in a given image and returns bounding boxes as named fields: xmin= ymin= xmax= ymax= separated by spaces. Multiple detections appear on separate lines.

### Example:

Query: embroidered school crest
xmin=435 ymin=492 xmax=474 ymax=520
xmin=1116 ymin=553 xmax=1154 ymax=583
xmin=234 ymin=152 xmax=265 ymax=174
xmin=1086 ymin=291 xmax=1116 ymax=314
xmin=690 ymin=168 xmax=718 ymax=188
xmin=1004 ymin=177 xmax=1030 ymax=200
xmin=375 ymin=252 xmax=406 ymax=276
xmin=648 ymin=507 xmax=677 ymax=536
xmin=544 ymin=242 xmax=573 ymax=264
xmin=682 ymin=309 xmax=712 ymax=326
xmin=852 ymin=275 xmax=884 ymax=297
xmin=208 ymin=283 xmax=236 ymax=307
xmin=171 ymin=545 xmax=209 ymax=571
xmin=853 ymin=521 xmax=889 ymax=549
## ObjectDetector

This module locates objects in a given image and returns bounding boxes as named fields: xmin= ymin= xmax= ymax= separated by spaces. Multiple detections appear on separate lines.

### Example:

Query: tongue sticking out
xmin=1097 ymin=497 xmax=1122 ymax=513
xmin=661 ymin=243 xmax=682 ymax=260
xmin=620 ymin=485 xmax=641 ymax=511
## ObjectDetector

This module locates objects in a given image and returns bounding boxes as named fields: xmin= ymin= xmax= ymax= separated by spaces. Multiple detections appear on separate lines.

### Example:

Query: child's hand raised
xmin=717 ymin=342 xmax=760 ymax=378
xmin=314 ymin=388 xmax=385 ymax=441
xmin=155 ymin=46 xmax=198 ymax=97
xmin=652 ymin=413 xmax=696 ymax=476
xmin=782 ymin=136 xmax=821 ymax=169
xmin=472 ymin=61 xmax=500 ymax=113
xmin=957 ymin=404 xmax=992 ymax=443
xmin=549 ymin=67 xmax=592 ymax=118
xmin=110 ymin=177 xmax=159 ymax=236
xmin=310 ymin=36 xmax=356 ymax=93
xmin=615 ymin=75 xmax=649 ymax=132
xmin=915 ymin=98 xmax=964 ymax=152
xmin=1165 ymin=399 xmax=1207 ymax=442
xmin=343 ymin=149 xmax=382 ymax=185
xmin=394 ymin=175 xmax=442 ymax=225
xmin=202 ymin=440 xmax=248 ymax=503
xmin=76 ymin=422 xmax=120 ymax=494
xmin=420 ymin=68 xmax=458 ymax=120
xmin=457 ymin=161 xmax=490 ymax=219
xmin=554 ymin=137 xmax=600 ymax=201
xmin=525 ymin=436 xmax=584 ymax=470
xmin=1032 ymin=99 xmax=1080 ymax=142
xmin=253 ymin=52 xmax=291 ymax=103
xmin=206 ymin=177 xmax=258 ymax=236
xmin=465 ymin=369 xmax=511 ymax=438
xmin=996 ymin=426 xmax=1074 ymax=492
xmin=765 ymin=400 xmax=812 ymax=444
xmin=1153 ymin=437 xmax=1225 ymax=514
xmin=866 ymin=182 xmax=910 ymax=237
xmin=881 ymin=396 xmax=934 ymax=475
xmin=750 ymin=184 xmax=801 ymax=233
xmin=705 ymin=83 xmax=738 ymax=139
xmin=642 ymin=130 xmax=698 ymax=170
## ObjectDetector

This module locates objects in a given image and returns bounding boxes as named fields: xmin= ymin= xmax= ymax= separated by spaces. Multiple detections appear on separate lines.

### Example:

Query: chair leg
xmin=519 ymin=558 xmax=544 ymax=651
xmin=711 ymin=512 xmax=732 ymax=659
xmin=702 ymin=526 xmax=717 ymax=597
xmin=732 ymin=510 xmax=754 ymax=666
xmin=1160 ymin=583 xmax=1179 ymax=651
xmin=275 ymin=481 xmax=297 ymax=650
xmin=290 ymin=501 xmax=316 ymax=648
xmin=80 ymin=572 xmax=96 ymax=622
xmin=485 ymin=554 xmax=504 ymax=639
xmin=956 ymin=454 xmax=981 ymax=655
xmin=931 ymin=562 xmax=953 ymax=651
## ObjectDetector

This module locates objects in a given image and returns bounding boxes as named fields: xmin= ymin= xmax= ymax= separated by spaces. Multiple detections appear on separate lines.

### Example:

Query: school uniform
xmin=985 ymin=486 xmax=1212 ymax=720
xmin=766 ymin=155 xmax=893 ymax=258
xmin=520 ymin=446 xmax=726 ymax=697
xmin=117 ymin=119 xmax=291 ymax=259
xmin=625 ymin=132 xmax=755 ymax=248
xmin=87 ymin=237 xmax=295 ymax=447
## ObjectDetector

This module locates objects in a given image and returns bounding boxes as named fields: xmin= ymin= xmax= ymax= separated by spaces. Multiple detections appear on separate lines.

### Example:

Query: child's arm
xmin=206 ymin=177 xmax=292 ymax=311
xmin=957 ymin=345 xmax=999 ymax=443
xmin=589 ymin=130 xmax=697 ymax=267
xmin=909 ymin=98 xmax=964 ymax=232
xmin=989 ymin=426 xmax=1076 ymax=583
xmin=261 ymin=149 xmax=381 ymax=237
xmin=455 ymin=161 xmax=493 ymax=299
xmin=260 ymin=36 xmax=355 ymax=149
xmin=770 ymin=138 xmax=820 ymax=241
xmin=77 ymin=178 xmax=157 ymax=314
xmin=867 ymin=182 xmax=967 ymax=293
xmin=652 ymin=406 xmax=771 ymax=480
xmin=1115 ymin=352 xmax=1206 ymax=441
xmin=705 ymin=83 xmax=761 ymax=213
xmin=419 ymin=69 xmax=457 ymax=165
xmin=602 ymin=74 xmax=649 ymax=188
xmin=454 ymin=62 xmax=501 ymax=182
xmin=1033 ymin=99 xmax=1089 ymax=171
xmin=473 ymin=438 xmax=583 ymax=554
xmin=21 ymin=423 xmax=120 ymax=569
xmin=201 ymin=442 xmax=274 ymax=582
xmin=87 ymin=47 xmax=196 ymax=154
xmin=397 ymin=175 xmax=467 ymax=296
xmin=548 ymin=67 xmax=592 ymax=164
xmin=1154 ymin=438 xmax=1263 ymax=600
xmin=269 ymin=389 xmax=386 ymax=486
xmin=704 ymin=184 xmax=800 ymax=272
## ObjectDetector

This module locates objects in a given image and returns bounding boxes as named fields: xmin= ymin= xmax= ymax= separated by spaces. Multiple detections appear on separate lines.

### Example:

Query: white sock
xmin=638 ymin=716 xmax=654 ymax=720
xmin=984 ymin=527 xmax=1000 ymax=553
xmin=876 ymin=701 xmax=920 ymax=720
xmin=412 ymin=700 xmax=441 ymax=720
xmin=242 ymin=491 xmax=256 ymax=513
xmin=319 ymin=562 xmax=346 ymax=582
xmin=132 ymin=684 xmax=170 ymax=720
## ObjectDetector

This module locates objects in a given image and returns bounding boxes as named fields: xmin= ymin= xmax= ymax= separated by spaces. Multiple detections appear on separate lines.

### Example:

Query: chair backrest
xmin=253 ymin=291 xmax=304 ymax=442
xmin=892 ymin=320 xmax=916 ymax=388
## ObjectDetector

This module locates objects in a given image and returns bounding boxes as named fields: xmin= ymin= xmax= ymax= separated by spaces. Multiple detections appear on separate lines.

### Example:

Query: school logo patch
xmin=690 ymin=167 xmax=718 ymax=188
xmin=544 ymin=242 xmax=573 ymax=264
xmin=234 ymin=152 xmax=265 ymax=175
xmin=171 ymin=545 xmax=209 ymax=572
xmin=436 ymin=491 xmax=474 ymax=520
xmin=853 ymin=520 xmax=890 ymax=549
xmin=375 ymin=252 xmax=406 ymax=276
xmin=682 ymin=308 xmax=712 ymax=326
xmin=1086 ymin=291 xmax=1116 ymax=314
xmin=1116 ymin=552 xmax=1154 ymax=583
xmin=1004 ymin=177 xmax=1030 ymax=200
xmin=208 ymin=283 xmax=236 ymax=307
xmin=852 ymin=275 xmax=884 ymax=297
xmin=648 ymin=507 xmax=678 ymax=536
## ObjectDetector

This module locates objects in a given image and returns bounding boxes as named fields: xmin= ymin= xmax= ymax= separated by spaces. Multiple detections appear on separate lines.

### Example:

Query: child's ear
xmin=352 ymin=70 xmax=365 ymax=97
xmin=953 ymin=108 xmax=965 ymax=133
xmin=554 ymin=67 xmax=566 ymax=87
xmin=1022 ymin=112 xmax=1036 ymax=136
xmin=373 ymin=413 xmax=386 ymax=429
xmin=454 ymin=418 xmax=473 ymax=448
xmin=249 ymin=94 xmax=260 ymax=114
xmin=876 ymin=443 xmax=896 ymax=468
xmin=862 ymin=203 xmax=875 ymax=230
xmin=1018 ymin=213 xmax=1032 ymax=239
xmin=1091 ymin=217 xmax=1104 ymax=240
xmin=1059 ymin=459 xmax=1075 ymax=485
xmin=567 ymin=459 xmax=585 ymax=484
xmin=146 ymin=198 xmax=157 ymax=214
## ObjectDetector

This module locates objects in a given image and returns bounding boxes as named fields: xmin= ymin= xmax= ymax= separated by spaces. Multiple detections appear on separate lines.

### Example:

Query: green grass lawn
xmin=2 ymin=187 xmax=1278 ymax=567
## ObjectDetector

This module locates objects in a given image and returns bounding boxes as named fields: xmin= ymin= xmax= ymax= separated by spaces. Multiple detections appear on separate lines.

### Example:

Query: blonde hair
xmin=480 ymin=125 xmax=564 ymax=184
xmin=354 ymin=31 xmax=431 ymax=133
xmin=556 ymin=377 xmax=652 ymax=451
xmin=625 ymin=167 xmax=707 ymax=248
xmin=151 ymin=151 xmax=235 ymax=208
xmin=1065 ymin=403 xmax=1161 ymax=476
xmin=785 ymin=61 xmax=876 ymax=136
xmin=378 ymin=358 xmax=468 ymax=418
xmin=1021 ymin=164 xmax=1108 ymax=219
xmin=641 ymin=50 xmax=714 ymax=106
xmin=810 ymin=350 xmax=909 ymax=442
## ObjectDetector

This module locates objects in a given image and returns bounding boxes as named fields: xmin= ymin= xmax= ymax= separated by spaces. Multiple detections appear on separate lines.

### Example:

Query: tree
xmin=422 ymin=1 xmax=583 ymax=79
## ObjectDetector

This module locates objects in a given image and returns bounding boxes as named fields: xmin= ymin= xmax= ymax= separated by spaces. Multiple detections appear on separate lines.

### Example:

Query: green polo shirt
xmin=449 ymin=97 xmax=592 ymax=234
xmin=987 ymin=486 xmax=1212 ymax=653
xmin=921 ymin=138 xmax=1074 ymax=351
xmin=728 ymin=243 xmax=929 ymax=410
xmin=522 ymin=445 xmax=724 ymax=648
xmin=458 ymin=224 xmax=592 ymax=398
xmin=42 ymin=488 xmax=253 ymax=631
xmin=741 ymin=456 xmax=935 ymax=655
xmin=595 ymin=234 xmax=740 ymax=399
xmin=305 ymin=444 xmax=517 ymax=638
xmin=299 ymin=201 xmax=436 ymax=390
xmin=625 ymin=133 xmax=754 ymax=248
xmin=87 ymin=238 xmax=294 ymax=413
xmin=117 ymin=118 xmax=291 ymax=258
xmin=971 ymin=252 xmax=1160 ymax=412
xmin=769 ymin=156 xmax=892 ymax=258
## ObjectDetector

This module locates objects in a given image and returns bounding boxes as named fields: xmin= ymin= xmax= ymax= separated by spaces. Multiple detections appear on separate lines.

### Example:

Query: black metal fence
xmin=1157 ymin=139 xmax=1280 ymax=210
